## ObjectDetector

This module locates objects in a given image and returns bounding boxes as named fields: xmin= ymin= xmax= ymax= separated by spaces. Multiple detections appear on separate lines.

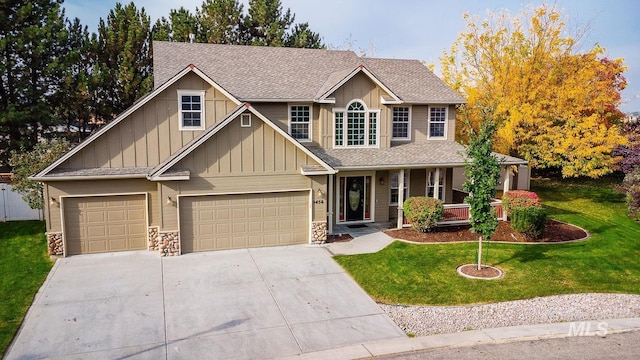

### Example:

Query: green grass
xmin=0 ymin=221 xmax=54 ymax=356
xmin=335 ymin=177 xmax=640 ymax=305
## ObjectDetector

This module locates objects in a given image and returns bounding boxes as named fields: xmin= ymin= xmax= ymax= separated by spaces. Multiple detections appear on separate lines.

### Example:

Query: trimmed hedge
xmin=403 ymin=197 xmax=444 ymax=233
xmin=511 ymin=206 xmax=547 ymax=240
xmin=503 ymin=190 xmax=540 ymax=214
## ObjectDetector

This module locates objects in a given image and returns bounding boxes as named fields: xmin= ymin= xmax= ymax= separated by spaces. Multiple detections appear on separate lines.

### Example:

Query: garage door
xmin=180 ymin=191 xmax=309 ymax=253
xmin=64 ymin=195 xmax=147 ymax=255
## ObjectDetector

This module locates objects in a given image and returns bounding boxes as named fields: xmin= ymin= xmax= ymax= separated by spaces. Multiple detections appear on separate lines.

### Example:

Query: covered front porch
xmin=307 ymin=141 xmax=529 ymax=235
xmin=323 ymin=164 xmax=521 ymax=235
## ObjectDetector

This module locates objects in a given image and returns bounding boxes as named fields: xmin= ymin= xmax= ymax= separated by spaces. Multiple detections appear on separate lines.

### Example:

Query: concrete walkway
xmin=324 ymin=223 xmax=395 ymax=255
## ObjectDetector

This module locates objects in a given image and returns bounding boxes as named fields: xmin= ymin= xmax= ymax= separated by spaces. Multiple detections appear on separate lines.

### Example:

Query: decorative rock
xmin=46 ymin=232 xmax=64 ymax=256
xmin=147 ymin=227 xmax=180 ymax=256
xmin=311 ymin=221 xmax=328 ymax=244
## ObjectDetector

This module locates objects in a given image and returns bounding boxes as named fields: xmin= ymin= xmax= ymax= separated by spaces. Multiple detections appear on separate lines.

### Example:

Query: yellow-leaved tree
xmin=441 ymin=4 xmax=627 ymax=178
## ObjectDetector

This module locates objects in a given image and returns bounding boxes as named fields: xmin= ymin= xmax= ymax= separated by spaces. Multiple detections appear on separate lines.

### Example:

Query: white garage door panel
xmin=65 ymin=195 xmax=147 ymax=255
xmin=181 ymin=191 xmax=309 ymax=253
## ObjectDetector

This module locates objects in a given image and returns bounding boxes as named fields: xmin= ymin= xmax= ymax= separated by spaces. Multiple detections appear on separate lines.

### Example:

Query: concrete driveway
xmin=6 ymin=246 xmax=404 ymax=359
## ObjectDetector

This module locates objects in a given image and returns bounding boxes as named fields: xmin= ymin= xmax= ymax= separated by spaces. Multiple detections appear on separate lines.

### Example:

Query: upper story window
xmin=392 ymin=106 xmax=411 ymax=140
xmin=334 ymin=100 xmax=379 ymax=148
xmin=428 ymin=106 xmax=447 ymax=139
xmin=289 ymin=105 xmax=311 ymax=141
xmin=178 ymin=90 xmax=205 ymax=130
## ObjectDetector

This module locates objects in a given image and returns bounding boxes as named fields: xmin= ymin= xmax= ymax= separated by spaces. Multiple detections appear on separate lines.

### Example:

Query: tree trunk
xmin=477 ymin=235 xmax=483 ymax=270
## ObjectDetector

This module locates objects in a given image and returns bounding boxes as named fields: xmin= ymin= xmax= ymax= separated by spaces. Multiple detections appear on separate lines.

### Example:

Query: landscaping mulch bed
xmin=458 ymin=264 xmax=502 ymax=278
xmin=326 ymin=233 xmax=354 ymax=243
xmin=385 ymin=219 xmax=587 ymax=243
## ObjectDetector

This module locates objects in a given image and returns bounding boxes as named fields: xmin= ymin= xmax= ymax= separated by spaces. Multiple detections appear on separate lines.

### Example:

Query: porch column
xmin=328 ymin=174 xmax=334 ymax=235
xmin=433 ymin=168 xmax=441 ymax=200
xmin=502 ymin=166 xmax=511 ymax=220
xmin=503 ymin=166 xmax=511 ymax=195
xmin=396 ymin=169 xmax=405 ymax=229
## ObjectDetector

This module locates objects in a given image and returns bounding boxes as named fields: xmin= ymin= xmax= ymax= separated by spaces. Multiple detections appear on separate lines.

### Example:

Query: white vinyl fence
xmin=0 ymin=183 xmax=43 ymax=222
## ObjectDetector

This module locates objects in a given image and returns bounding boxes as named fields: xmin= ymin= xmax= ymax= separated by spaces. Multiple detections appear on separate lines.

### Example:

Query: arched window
xmin=334 ymin=100 xmax=379 ymax=148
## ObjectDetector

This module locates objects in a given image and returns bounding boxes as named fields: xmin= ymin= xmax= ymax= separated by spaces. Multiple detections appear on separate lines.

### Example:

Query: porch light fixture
xmin=379 ymin=177 xmax=384 ymax=185
xmin=49 ymin=197 xmax=59 ymax=207
xmin=166 ymin=196 xmax=174 ymax=205
xmin=316 ymin=188 xmax=324 ymax=198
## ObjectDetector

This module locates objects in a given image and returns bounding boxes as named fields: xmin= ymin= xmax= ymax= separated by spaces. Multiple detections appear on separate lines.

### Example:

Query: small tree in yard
xmin=9 ymin=139 xmax=71 ymax=209
xmin=463 ymin=108 xmax=502 ymax=270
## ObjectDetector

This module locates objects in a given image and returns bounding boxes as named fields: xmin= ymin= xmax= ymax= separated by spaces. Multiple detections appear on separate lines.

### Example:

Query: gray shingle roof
xmin=45 ymin=167 xmax=153 ymax=177
xmin=306 ymin=142 xmax=527 ymax=170
xmin=153 ymin=41 xmax=465 ymax=104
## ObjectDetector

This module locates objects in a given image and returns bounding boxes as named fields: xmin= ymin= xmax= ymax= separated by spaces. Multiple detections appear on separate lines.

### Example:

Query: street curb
xmin=281 ymin=317 xmax=640 ymax=359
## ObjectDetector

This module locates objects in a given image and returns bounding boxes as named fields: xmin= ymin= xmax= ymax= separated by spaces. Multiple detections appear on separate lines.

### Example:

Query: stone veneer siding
xmin=148 ymin=227 xmax=180 ymax=256
xmin=311 ymin=221 xmax=328 ymax=244
xmin=46 ymin=232 xmax=64 ymax=256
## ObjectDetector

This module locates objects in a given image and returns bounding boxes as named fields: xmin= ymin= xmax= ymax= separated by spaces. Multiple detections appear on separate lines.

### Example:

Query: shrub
xmin=503 ymin=190 xmax=540 ymax=214
xmin=623 ymin=169 xmax=640 ymax=221
xmin=403 ymin=197 xmax=444 ymax=233
xmin=510 ymin=206 xmax=547 ymax=240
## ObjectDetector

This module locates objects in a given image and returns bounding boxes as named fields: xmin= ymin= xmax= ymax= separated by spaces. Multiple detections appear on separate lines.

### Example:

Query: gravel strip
xmin=380 ymin=293 xmax=640 ymax=336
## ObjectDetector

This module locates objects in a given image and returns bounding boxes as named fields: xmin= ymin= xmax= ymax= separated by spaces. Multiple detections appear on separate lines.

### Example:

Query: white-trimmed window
xmin=390 ymin=171 xmax=409 ymax=205
xmin=334 ymin=100 xmax=379 ymax=148
xmin=241 ymin=113 xmax=252 ymax=127
xmin=178 ymin=90 xmax=205 ymax=130
xmin=289 ymin=105 xmax=311 ymax=141
xmin=392 ymin=106 xmax=411 ymax=140
xmin=428 ymin=106 xmax=447 ymax=139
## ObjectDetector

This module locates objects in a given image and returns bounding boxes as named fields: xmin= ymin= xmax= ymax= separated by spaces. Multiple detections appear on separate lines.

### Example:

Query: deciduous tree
xmin=9 ymin=139 xmax=71 ymax=209
xmin=463 ymin=107 xmax=501 ymax=270
xmin=441 ymin=4 xmax=627 ymax=178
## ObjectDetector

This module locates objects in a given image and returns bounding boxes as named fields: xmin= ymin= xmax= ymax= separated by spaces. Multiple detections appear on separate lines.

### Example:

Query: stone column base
xmin=46 ymin=232 xmax=64 ymax=256
xmin=311 ymin=221 xmax=328 ymax=244
xmin=148 ymin=227 xmax=180 ymax=256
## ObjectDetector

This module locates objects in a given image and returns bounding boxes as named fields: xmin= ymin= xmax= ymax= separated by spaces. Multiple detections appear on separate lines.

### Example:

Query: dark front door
xmin=346 ymin=176 xmax=365 ymax=221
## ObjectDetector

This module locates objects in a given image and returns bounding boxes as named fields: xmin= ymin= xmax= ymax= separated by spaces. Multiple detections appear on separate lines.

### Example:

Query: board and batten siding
xmin=44 ymin=179 xmax=158 ymax=233
xmin=318 ymin=72 xmax=391 ymax=149
xmin=62 ymin=72 xmax=237 ymax=169
xmin=411 ymin=104 xmax=457 ymax=143
xmin=158 ymin=113 xmax=327 ymax=231
xmin=251 ymin=103 xmax=321 ymax=146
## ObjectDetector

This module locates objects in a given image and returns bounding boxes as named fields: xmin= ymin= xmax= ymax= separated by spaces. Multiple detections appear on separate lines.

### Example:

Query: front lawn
xmin=334 ymin=177 xmax=640 ymax=305
xmin=0 ymin=221 xmax=54 ymax=356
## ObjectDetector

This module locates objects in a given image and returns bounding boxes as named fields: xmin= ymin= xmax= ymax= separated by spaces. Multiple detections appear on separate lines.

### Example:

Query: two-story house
xmin=33 ymin=41 xmax=528 ymax=257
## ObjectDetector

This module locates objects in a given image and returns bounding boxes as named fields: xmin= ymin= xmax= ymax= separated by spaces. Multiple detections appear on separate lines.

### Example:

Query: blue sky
xmin=64 ymin=0 xmax=640 ymax=112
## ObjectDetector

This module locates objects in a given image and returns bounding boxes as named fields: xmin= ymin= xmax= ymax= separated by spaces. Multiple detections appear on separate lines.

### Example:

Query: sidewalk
xmin=283 ymin=317 xmax=640 ymax=359
xmin=315 ymin=223 xmax=640 ymax=359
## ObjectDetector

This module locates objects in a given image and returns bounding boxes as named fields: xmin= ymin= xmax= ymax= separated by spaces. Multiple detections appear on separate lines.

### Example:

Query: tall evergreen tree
xmin=152 ymin=7 xmax=198 ymax=42
xmin=284 ymin=22 xmax=323 ymax=49
xmin=244 ymin=0 xmax=294 ymax=46
xmin=197 ymin=0 xmax=244 ymax=44
xmin=55 ymin=17 xmax=96 ymax=142
xmin=95 ymin=2 xmax=152 ymax=119
xmin=0 ymin=0 xmax=68 ymax=165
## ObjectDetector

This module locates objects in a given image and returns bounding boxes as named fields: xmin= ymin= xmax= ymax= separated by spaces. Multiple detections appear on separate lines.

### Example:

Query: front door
xmin=338 ymin=176 xmax=372 ymax=223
